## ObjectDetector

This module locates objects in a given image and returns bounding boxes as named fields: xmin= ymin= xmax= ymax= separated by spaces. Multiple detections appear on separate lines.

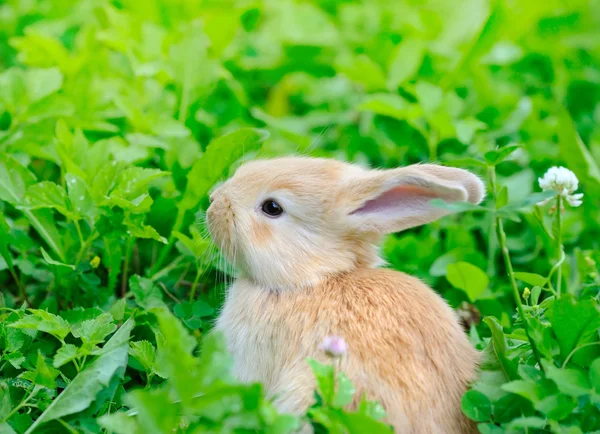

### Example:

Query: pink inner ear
xmin=351 ymin=185 xmax=437 ymax=215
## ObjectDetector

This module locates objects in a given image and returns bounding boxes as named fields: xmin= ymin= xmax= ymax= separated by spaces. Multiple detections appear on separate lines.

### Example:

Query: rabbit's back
xmin=216 ymin=268 xmax=478 ymax=433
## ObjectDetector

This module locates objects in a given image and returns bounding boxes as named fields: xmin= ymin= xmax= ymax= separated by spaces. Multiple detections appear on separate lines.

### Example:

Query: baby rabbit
xmin=207 ymin=157 xmax=484 ymax=433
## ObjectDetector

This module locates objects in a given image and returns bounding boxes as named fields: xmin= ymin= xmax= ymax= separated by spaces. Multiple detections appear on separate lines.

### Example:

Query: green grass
xmin=1 ymin=0 xmax=599 ymax=433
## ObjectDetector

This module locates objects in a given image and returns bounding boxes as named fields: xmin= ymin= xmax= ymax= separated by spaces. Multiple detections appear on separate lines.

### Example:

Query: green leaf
xmin=109 ymin=298 xmax=127 ymax=322
xmin=535 ymin=394 xmax=576 ymax=421
xmin=530 ymin=286 xmax=542 ymax=305
xmin=180 ymin=128 xmax=269 ymax=211
xmin=129 ymin=341 xmax=156 ymax=373
xmin=336 ymin=54 xmax=387 ymax=91
xmin=71 ymin=313 xmax=117 ymax=347
xmin=446 ymin=262 xmax=489 ymax=302
xmin=30 ymin=351 xmax=58 ymax=389
xmin=547 ymin=295 xmax=600 ymax=366
xmin=0 ymin=155 xmax=36 ymax=205
xmin=53 ymin=344 xmax=79 ymax=368
xmin=496 ymin=185 xmax=508 ymax=209
xmin=124 ymin=388 xmax=179 ymax=433
xmin=506 ymin=417 xmax=547 ymax=431
xmin=0 ymin=422 xmax=17 ymax=434
xmin=387 ymin=39 xmax=426 ymax=88
xmin=332 ymin=372 xmax=355 ymax=408
xmin=483 ymin=145 xmax=521 ymax=165
xmin=461 ymin=390 xmax=492 ymax=422
xmin=308 ymin=359 xmax=335 ymax=406
xmin=21 ymin=181 xmax=73 ymax=218
xmin=98 ymin=411 xmax=141 ymax=434
xmin=24 ymin=67 xmax=63 ymax=103
xmin=109 ymin=167 xmax=168 ymax=204
xmin=338 ymin=412 xmax=393 ymax=434
xmin=130 ymin=275 xmax=163 ymax=308
xmin=40 ymin=247 xmax=75 ymax=270
xmin=483 ymin=317 xmax=518 ymax=380
xmin=65 ymin=174 xmax=96 ymax=221
xmin=590 ymin=358 xmax=600 ymax=392
xmin=22 ymin=208 xmax=66 ymax=261
xmin=126 ymin=223 xmax=167 ymax=244
xmin=543 ymin=361 xmax=591 ymax=397
xmin=5 ymin=352 xmax=26 ymax=369
xmin=557 ymin=107 xmax=600 ymax=188
xmin=0 ymin=381 xmax=12 ymax=421
xmin=10 ymin=309 xmax=71 ymax=341
xmin=429 ymin=199 xmax=488 ymax=214
xmin=0 ymin=212 xmax=15 ymax=274
xmin=501 ymin=379 xmax=555 ymax=404
xmin=25 ymin=319 xmax=133 ymax=433
xmin=513 ymin=272 xmax=547 ymax=287
xmin=356 ymin=94 xmax=410 ymax=120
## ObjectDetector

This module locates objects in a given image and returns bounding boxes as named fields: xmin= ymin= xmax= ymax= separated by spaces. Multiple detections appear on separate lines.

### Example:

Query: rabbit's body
xmin=216 ymin=267 xmax=478 ymax=433
xmin=207 ymin=157 xmax=485 ymax=433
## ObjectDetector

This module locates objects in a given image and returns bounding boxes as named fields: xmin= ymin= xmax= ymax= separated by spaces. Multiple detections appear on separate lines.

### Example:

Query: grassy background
xmin=0 ymin=0 xmax=599 ymax=433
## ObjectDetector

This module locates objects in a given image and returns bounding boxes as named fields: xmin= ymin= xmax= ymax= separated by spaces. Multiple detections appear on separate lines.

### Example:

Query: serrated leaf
xmin=25 ymin=319 xmax=133 ymax=433
xmin=53 ymin=344 xmax=78 ymax=368
xmin=21 ymin=181 xmax=74 ymax=219
xmin=30 ymin=351 xmax=58 ymax=389
xmin=130 ymin=275 xmax=163 ymax=308
xmin=5 ymin=352 xmax=26 ymax=369
xmin=129 ymin=341 xmax=156 ymax=373
xmin=9 ymin=309 xmax=70 ymax=341
xmin=71 ymin=313 xmax=117 ymax=347
xmin=65 ymin=173 xmax=96 ymax=221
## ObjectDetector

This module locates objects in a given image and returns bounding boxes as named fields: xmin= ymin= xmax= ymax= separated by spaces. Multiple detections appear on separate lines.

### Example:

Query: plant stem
xmin=555 ymin=196 xmax=563 ymax=296
xmin=152 ymin=208 xmax=186 ymax=274
xmin=189 ymin=267 xmax=202 ymax=301
xmin=74 ymin=220 xmax=84 ymax=247
xmin=489 ymin=165 xmax=544 ymax=371
xmin=151 ymin=255 xmax=185 ymax=282
xmin=120 ymin=237 xmax=135 ymax=298
xmin=75 ymin=230 xmax=99 ymax=267
xmin=2 ymin=385 xmax=39 ymax=422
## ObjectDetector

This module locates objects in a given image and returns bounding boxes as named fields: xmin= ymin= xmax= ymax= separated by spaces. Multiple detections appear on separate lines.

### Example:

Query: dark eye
xmin=261 ymin=199 xmax=284 ymax=217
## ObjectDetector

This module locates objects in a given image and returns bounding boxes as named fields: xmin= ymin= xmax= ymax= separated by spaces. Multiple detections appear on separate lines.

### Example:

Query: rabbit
xmin=206 ymin=157 xmax=484 ymax=433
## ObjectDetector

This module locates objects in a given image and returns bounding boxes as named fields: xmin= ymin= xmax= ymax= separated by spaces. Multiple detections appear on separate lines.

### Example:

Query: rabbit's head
xmin=206 ymin=157 xmax=484 ymax=290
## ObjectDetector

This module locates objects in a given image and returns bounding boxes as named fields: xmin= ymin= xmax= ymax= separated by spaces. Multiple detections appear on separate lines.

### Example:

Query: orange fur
xmin=206 ymin=157 xmax=485 ymax=432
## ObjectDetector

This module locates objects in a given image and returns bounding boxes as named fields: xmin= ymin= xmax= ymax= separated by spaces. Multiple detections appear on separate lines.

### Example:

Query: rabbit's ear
xmin=343 ymin=164 xmax=485 ymax=234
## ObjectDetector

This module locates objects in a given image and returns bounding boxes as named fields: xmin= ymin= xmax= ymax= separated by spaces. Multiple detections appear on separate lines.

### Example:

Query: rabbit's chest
xmin=215 ymin=280 xmax=319 ymax=385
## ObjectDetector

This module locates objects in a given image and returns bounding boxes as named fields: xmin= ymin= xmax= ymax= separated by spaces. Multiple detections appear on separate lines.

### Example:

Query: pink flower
xmin=320 ymin=336 xmax=347 ymax=358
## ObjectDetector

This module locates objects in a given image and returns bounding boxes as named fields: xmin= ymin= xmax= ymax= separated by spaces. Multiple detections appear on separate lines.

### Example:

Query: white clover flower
xmin=538 ymin=166 xmax=583 ymax=208
xmin=319 ymin=336 xmax=347 ymax=358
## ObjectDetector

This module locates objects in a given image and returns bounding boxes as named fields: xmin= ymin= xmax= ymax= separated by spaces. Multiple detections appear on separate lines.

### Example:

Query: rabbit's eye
xmin=261 ymin=199 xmax=284 ymax=217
